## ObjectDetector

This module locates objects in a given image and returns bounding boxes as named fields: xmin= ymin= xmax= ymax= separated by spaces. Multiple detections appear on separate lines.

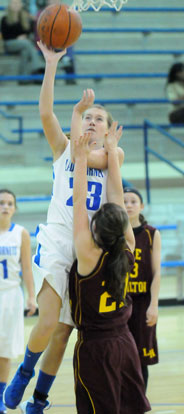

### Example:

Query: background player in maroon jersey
xmin=124 ymin=187 xmax=161 ymax=390
xmin=69 ymin=127 xmax=151 ymax=414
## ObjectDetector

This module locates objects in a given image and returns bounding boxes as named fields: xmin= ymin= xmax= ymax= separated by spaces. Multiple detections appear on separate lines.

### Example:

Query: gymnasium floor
xmin=7 ymin=306 xmax=184 ymax=414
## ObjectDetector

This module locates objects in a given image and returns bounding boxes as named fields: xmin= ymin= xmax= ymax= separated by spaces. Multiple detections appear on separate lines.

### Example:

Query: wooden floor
xmin=7 ymin=306 xmax=184 ymax=414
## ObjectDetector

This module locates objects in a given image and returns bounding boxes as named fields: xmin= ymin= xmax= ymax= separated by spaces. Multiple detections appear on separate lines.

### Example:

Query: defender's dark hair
xmin=139 ymin=214 xmax=147 ymax=225
xmin=90 ymin=203 xmax=130 ymax=303
xmin=167 ymin=63 xmax=184 ymax=84
xmin=0 ymin=189 xmax=16 ymax=207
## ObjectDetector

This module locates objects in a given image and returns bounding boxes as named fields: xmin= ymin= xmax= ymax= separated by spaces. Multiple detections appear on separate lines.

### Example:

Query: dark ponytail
xmin=90 ymin=203 xmax=130 ymax=304
xmin=139 ymin=213 xmax=147 ymax=225
xmin=105 ymin=237 xmax=129 ymax=304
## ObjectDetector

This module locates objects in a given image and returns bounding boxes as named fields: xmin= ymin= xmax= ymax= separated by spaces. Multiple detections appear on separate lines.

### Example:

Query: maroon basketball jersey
xmin=127 ymin=224 xmax=156 ymax=296
xmin=69 ymin=248 xmax=134 ymax=336
xmin=69 ymin=248 xmax=151 ymax=413
xmin=128 ymin=224 xmax=159 ymax=365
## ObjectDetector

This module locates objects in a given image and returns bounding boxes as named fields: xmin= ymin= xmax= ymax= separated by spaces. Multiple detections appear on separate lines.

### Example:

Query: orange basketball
xmin=37 ymin=3 xmax=82 ymax=49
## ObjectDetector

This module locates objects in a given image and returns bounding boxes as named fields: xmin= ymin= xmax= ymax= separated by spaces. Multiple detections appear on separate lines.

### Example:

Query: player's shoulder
xmin=13 ymin=224 xmax=25 ymax=233
xmin=143 ymin=224 xmax=159 ymax=249
xmin=8 ymin=224 xmax=25 ymax=240
xmin=143 ymin=223 xmax=157 ymax=233
xmin=53 ymin=140 xmax=70 ymax=165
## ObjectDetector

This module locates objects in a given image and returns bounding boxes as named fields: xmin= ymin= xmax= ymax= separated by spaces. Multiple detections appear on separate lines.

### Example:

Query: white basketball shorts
xmin=32 ymin=223 xmax=75 ymax=326
xmin=0 ymin=286 xmax=24 ymax=358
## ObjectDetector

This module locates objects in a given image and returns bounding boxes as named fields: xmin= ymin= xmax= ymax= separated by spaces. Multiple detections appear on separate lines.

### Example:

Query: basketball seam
xmin=62 ymin=11 xmax=71 ymax=49
xmin=50 ymin=5 xmax=61 ymax=48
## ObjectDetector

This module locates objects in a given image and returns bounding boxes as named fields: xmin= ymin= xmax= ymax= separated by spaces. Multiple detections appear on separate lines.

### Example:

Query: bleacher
xmin=0 ymin=0 xmax=184 ymax=301
xmin=1 ymin=0 xmax=184 ymax=165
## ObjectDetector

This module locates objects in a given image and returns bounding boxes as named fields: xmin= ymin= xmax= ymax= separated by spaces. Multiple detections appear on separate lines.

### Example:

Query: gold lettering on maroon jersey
xmin=99 ymin=278 xmax=128 ymax=313
xmin=130 ymin=248 xmax=142 ymax=279
xmin=143 ymin=347 xmax=156 ymax=358
xmin=99 ymin=291 xmax=117 ymax=312
xmin=130 ymin=262 xmax=138 ymax=278
xmin=135 ymin=248 xmax=142 ymax=260
xmin=127 ymin=281 xmax=147 ymax=293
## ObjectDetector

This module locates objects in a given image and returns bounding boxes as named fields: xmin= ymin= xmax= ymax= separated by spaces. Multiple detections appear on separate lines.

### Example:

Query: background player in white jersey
xmin=0 ymin=189 xmax=36 ymax=414
xmin=4 ymin=42 xmax=124 ymax=414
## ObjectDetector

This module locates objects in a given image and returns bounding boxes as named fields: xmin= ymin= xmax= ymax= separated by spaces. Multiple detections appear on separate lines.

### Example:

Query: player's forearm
xmin=39 ymin=62 xmax=57 ymax=117
xmin=73 ymin=156 xmax=88 ymax=208
xmin=107 ymin=149 xmax=124 ymax=206
xmin=23 ymin=270 xmax=35 ymax=299
xmin=150 ymin=272 xmax=160 ymax=306
xmin=70 ymin=109 xmax=83 ymax=159
xmin=71 ymin=109 xmax=83 ymax=141
xmin=87 ymin=148 xmax=108 ymax=170
xmin=86 ymin=147 xmax=122 ymax=170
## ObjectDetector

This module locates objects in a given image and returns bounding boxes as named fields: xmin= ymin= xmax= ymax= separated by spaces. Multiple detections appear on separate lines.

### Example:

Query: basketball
xmin=37 ymin=3 xmax=82 ymax=49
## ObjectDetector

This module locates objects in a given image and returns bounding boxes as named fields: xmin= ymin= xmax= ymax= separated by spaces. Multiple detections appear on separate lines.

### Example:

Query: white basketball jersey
xmin=0 ymin=223 xmax=23 ymax=290
xmin=47 ymin=142 xmax=108 ymax=230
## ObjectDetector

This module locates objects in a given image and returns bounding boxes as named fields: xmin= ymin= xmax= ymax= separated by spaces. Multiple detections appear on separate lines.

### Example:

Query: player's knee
xmin=53 ymin=323 xmax=73 ymax=346
xmin=38 ymin=315 xmax=59 ymax=337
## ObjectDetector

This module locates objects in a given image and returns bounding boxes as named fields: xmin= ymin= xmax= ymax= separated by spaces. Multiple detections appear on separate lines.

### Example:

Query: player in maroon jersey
xmin=124 ymin=187 xmax=161 ymax=391
xmin=69 ymin=126 xmax=151 ymax=414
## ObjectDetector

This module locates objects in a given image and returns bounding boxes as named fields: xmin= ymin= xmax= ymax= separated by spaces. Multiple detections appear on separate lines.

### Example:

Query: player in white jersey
xmin=4 ymin=43 xmax=124 ymax=414
xmin=0 ymin=189 xmax=36 ymax=414
xmin=33 ymin=140 xmax=108 ymax=302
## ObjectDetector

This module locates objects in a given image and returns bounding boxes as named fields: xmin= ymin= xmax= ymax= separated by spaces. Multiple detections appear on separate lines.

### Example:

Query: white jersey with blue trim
xmin=47 ymin=141 xmax=108 ymax=230
xmin=0 ymin=223 xmax=23 ymax=290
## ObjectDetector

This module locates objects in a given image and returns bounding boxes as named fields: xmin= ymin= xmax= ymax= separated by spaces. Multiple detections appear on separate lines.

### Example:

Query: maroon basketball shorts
xmin=74 ymin=327 xmax=151 ymax=414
